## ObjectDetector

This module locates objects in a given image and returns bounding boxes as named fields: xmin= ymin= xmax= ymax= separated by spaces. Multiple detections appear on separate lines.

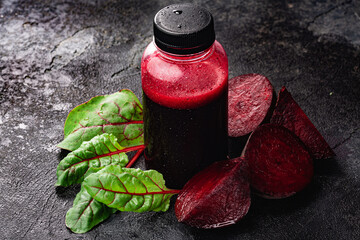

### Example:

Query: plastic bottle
xmin=141 ymin=3 xmax=228 ymax=188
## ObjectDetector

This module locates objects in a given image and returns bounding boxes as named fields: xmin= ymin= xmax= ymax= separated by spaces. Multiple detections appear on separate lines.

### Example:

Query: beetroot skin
xmin=175 ymin=158 xmax=251 ymax=228
xmin=244 ymin=124 xmax=313 ymax=199
xmin=271 ymin=87 xmax=335 ymax=159
xmin=228 ymin=73 xmax=275 ymax=137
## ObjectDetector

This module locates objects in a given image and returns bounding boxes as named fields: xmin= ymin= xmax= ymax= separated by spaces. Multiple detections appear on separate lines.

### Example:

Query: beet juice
xmin=141 ymin=4 xmax=228 ymax=188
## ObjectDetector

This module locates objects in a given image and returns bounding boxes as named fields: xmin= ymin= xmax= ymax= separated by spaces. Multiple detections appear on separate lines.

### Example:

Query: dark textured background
xmin=0 ymin=0 xmax=359 ymax=239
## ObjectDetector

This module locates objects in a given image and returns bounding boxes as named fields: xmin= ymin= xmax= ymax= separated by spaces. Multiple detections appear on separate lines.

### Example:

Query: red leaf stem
xmin=68 ymin=145 xmax=145 ymax=169
xmin=86 ymin=145 xmax=145 ymax=161
xmin=126 ymin=147 xmax=145 ymax=168
xmin=74 ymin=120 xmax=144 ymax=134
xmin=91 ymin=186 xmax=180 ymax=195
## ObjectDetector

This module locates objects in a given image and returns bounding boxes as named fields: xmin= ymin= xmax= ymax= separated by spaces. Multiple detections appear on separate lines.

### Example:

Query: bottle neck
xmin=154 ymin=40 xmax=215 ymax=63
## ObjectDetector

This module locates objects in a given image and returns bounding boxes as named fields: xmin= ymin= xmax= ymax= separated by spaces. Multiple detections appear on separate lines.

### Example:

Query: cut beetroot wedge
xmin=175 ymin=158 xmax=251 ymax=229
xmin=244 ymin=124 xmax=313 ymax=199
xmin=228 ymin=74 xmax=275 ymax=157
xmin=270 ymin=87 xmax=335 ymax=159
xmin=228 ymin=73 xmax=275 ymax=137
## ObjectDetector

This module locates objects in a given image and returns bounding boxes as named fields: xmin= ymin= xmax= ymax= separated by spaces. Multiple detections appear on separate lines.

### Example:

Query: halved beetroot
xmin=228 ymin=73 xmax=275 ymax=137
xmin=228 ymin=74 xmax=275 ymax=157
xmin=244 ymin=124 xmax=313 ymax=199
xmin=270 ymin=87 xmax=335 ymax=159
xmin=175 ymin=158 xmax=251 ymax=228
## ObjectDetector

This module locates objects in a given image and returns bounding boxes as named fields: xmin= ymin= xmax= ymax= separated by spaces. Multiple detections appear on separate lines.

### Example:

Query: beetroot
xmin=228 ymin=74 xmax=275 ymax=157
xmin=270 ymin=87 xmax=335 ymax=159
xmin=175 ymin=158 xmax=251 ymax=228
xmin=244 ymin=124 xmax=313 ymax=199
xmin=228 ymin=73 xmax=275 ymax=137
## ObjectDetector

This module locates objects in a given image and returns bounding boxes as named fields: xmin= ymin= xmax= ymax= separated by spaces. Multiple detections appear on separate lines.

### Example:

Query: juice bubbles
xmin=141 ymin=4 xmax=228 ymax=188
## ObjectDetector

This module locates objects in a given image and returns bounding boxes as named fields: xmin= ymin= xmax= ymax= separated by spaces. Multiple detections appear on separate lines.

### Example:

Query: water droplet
xmin=173 ymin=10 xmax=182 ymax=15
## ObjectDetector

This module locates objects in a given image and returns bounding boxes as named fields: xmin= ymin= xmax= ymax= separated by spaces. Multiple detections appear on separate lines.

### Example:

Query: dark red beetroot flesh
xmin=270 ymin=87 xmax=335 ymax=159
xmin=244 ymin=124 xmax=313 ymax=199
xmin=228 ymin=73 xmax=275 ymax=137
xmin=175 ymin=158 xmax=251 ymax=229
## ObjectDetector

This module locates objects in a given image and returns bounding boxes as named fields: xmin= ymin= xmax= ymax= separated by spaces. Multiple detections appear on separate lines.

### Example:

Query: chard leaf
xmin=83 ymin=165 xmax=180 ymax=213
xmin=56 ymin=133 xmax=144 ymax=187
xmin=66 ymin=183 xmax=116 ymax=234
xmin=58 ymin=90 xmax=144 ymax=151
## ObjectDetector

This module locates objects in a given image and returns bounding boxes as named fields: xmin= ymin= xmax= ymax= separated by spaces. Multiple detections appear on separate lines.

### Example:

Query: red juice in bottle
xmin=141 ymin=4 xmax=228 ymax=188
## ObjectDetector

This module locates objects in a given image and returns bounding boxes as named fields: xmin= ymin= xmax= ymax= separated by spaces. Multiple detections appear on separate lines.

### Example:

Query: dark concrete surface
xmin=0 ymin=0 xmax=359 ymax=239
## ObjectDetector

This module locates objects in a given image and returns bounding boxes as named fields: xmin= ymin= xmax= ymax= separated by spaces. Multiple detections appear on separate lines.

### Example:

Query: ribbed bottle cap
xmin=153 ymin=3 xmax=215 ymax=54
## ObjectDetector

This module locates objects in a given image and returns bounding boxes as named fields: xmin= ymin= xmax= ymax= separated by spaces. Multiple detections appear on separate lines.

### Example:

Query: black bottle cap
xmin=153 ymin=3 xmax=215 ymax=54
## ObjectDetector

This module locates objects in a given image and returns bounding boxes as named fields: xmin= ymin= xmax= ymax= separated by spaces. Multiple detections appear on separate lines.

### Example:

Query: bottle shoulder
xmin=142 ymin=41 xmax=227 ymax=65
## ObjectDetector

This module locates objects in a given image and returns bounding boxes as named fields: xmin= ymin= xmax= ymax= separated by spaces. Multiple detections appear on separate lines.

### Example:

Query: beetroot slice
xmin=175 ymin=158 xmax=251 ymax=229
xmin=228 ymin=73 xmax=274 ymax=137
xmin=270 ymin=87 xmax=335 ymax=159
xmin=244 ymin=124 xmax=313 ymax=199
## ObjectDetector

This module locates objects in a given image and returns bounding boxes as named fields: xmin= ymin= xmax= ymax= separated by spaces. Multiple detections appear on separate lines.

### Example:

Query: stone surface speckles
xmin=0 ymin=0 xmax=359 ymax=239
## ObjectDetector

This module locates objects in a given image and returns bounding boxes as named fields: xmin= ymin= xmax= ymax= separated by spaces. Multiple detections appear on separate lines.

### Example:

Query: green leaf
xmin=65 ymin=183 xmax=116 ymax=233
xmin=83 ymin=165 xmax=180 ymax=213
xmin=57 ymin=90 xmax=144 ymax=151
xmin=56 ymin=133 xmax=136 ymax=187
